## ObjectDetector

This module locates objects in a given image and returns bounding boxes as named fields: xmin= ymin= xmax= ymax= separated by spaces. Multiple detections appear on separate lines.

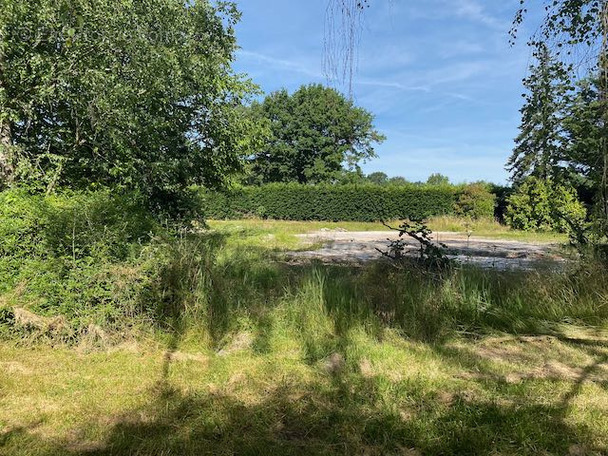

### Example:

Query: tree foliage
xmin=366 ymin=171 xmax=389 ymax=185
xmin=426 ymin=173 xmax=450 ymax=186
xmin=508 ymin=44 xmax=573 ymax=184
xmin=512 ymin=0 xmax=607 ymax=52
xmin=564 ymin=77 xmax=606 ymax=190
xmin=0 ymin=0 xmax=255 ymax=211
xmin=511 ymin=0 xmax=608 ymax=232
xmin=454 ymin=183 xmax=496 ymax=220
xmin=247 ymin=84 xmax=384 ymax=185
xmin=505 ymin=176 xmax=587 ymax=233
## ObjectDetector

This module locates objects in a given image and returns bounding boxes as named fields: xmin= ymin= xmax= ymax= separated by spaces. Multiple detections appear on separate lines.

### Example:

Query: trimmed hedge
xmin=200 ymin=184 xmax=459 ymax=222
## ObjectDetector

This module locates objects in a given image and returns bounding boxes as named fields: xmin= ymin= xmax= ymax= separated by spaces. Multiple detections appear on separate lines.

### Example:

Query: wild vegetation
xmin=1 ymin=0 xmax=608 ymax=455
xmin=1 ymin=191 xmax=607 ymax=455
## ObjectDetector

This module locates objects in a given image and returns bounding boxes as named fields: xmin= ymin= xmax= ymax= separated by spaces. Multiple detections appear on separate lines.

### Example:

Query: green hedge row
xmin=200 ymin=184 xmax=459 ymax=221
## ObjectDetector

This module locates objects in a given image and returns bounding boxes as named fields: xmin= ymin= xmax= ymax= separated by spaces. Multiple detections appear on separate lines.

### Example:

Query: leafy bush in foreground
xmin=0 ymin=189 xmax=161 ymax=335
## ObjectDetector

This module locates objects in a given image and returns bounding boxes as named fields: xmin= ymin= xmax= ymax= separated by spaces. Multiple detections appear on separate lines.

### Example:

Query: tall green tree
xmin=507 ymin=44 xmax=572 ymax=184
xmin=512 ymin=0 xmax=608 ymax=225
xmin=366 ymin=171 xmax=388 ymax=185
xmin=0 ymin=0 xmax=255 ymax=210
xmin=564 ymin=78 xmax=605 ymax=176
xmin=248 ymin=84 xmax=384 ymax=184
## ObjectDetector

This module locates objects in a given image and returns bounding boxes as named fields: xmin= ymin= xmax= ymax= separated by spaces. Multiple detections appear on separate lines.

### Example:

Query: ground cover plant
xmin=0 ymin=191 xmax=607 ymax=455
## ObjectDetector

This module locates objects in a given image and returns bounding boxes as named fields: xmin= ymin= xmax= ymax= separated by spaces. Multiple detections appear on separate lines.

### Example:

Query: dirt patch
xmin=167 ymin=351 xmax=209 ymax=364
xmin=324 ymin=352 xmax=345 ymax=374
xmin=0 ymin=361 xmax=33 ymax=375
xmin=289 ymin=231 xmax=567 ymax=270
xmin=359 ymin=358 xmax=374 ymax=378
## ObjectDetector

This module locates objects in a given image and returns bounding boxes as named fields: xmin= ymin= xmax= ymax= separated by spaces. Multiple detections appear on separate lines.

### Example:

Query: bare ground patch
xmin=289 ymin=230 xmax=568 ymax=270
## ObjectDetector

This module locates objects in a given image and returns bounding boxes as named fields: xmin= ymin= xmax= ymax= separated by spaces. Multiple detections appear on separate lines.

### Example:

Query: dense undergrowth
xmin=1 ymin=189 xmax=607 ymax=347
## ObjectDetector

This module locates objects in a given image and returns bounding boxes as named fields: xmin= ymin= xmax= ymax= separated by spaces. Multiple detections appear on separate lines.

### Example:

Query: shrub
xmin=0 ymin=189 xmax=161 ymax=333
xmin=0 ymin=189 xmax=156 ymax=263
xmin=200 ymin=183 xmax=458 ymax=222
xmin=454 ymin=183 xmax=496 ymax=219
xmin=505 ymin=177 xmax=587 ymax=233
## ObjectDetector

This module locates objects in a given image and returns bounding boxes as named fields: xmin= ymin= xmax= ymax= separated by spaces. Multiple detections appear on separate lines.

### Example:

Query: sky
xmin=232 ymin=0 xmax=540 ymax=184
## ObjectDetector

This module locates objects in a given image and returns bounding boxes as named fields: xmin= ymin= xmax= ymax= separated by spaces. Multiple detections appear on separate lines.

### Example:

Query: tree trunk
xmin=0 ymin=117 xmax=13 ymax=187
xmin=600 ymin=1 xmax=608 ymax=224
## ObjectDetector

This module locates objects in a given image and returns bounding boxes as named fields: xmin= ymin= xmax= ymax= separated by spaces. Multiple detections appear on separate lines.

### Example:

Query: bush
xmin=0 ymin=189 xmax=161 ymax=333
xmin=505 ymin=177 xmax=587 ymax=233
xmin=454 ymin=183 xmax=496 ymax=219
xmin=200 ymin=183 xmax=458 ymax=222
xmin=0 ymin=189 xmax=156 ymax=263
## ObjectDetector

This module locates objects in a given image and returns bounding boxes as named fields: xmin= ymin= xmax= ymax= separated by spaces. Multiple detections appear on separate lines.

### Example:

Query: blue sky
xmin=232 ymin=0 xmax=539 ymax=184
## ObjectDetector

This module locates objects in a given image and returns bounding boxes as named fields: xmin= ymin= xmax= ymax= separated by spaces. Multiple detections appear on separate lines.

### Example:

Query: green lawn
xmin=1 ymin=327 xmax=607 ymax=455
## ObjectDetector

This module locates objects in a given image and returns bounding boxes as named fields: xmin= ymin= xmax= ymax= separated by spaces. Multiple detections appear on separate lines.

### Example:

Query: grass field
xmin=1 ymin=218 xmax=605 ymax=455
xmin=1 ymin=326 xmax=607 ymax=455
xmin=208 ymin=216 xmax=569 ymax=250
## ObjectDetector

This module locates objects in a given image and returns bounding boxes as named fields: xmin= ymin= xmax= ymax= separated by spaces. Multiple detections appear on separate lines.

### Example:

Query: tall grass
xmin=1 ymin=189 xmax=606 ymax=347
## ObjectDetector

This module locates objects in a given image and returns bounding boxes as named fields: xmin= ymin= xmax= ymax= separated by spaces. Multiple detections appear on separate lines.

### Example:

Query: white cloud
xmin=236 ymin=50 xmax=325 ymax=80
xmin=449 ymin=0 xmax=507 ymax=30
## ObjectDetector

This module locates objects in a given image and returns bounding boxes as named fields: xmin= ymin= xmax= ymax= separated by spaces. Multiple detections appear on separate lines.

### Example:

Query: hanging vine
xmin=324 ymin=0 xmax=369 ymax=98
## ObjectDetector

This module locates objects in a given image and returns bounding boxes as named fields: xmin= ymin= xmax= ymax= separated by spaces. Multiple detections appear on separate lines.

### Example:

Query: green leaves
xmin=200 ymin=183 xmax=456 ymax=222
xmin=508 ymin=44 xmax=571 ymax=184
xmin=505 ymin=177 xmax=587 ymax=233
xmin=0 ymin=0 xmax=254 ymax=212
xmin=247 ymin=84 xmax=385 ymax=185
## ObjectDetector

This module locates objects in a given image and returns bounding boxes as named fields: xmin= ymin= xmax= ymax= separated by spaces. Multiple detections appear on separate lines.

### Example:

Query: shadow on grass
xmin=5 ymin=362 xmax=599 ymax=456
xmin=5 ymin=233 xmax=608 ymax=455
xmin=106 ymin=245 xmax=608 ymax=454
xmin=431 ymin=333 xmax=608 ymax=455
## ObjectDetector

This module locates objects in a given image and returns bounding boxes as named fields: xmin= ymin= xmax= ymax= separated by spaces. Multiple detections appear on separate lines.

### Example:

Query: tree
xmin=505 ymin=176 xmax=587 ymax=234
xmin=248 ymin=84 xmax=384 ymax=184
xmin=507 ymin=44 xmax=572 ymax=184
xmin=512 ymin=0 xmax=608 ymax=225
xmin=454 ymin=183 xmax=496 ymax=220
xmin=387 ymin=176 xmax=409 ymax=186
xmin=0 ymin=0 xmax=255 ymax=211
xmin=426 ymin=173 xmax=450 ymax=186
xmin=563 ymin=77 xmax=606 ymax=191
xmin=366 ymin=171 xmax=388 ymax=185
